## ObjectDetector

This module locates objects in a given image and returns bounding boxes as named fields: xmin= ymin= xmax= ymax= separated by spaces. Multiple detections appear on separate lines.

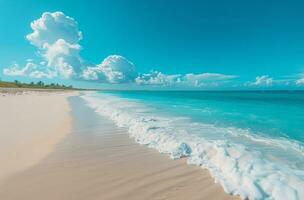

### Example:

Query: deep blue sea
xmin=82 ymin=90 xmax=304 ymax=200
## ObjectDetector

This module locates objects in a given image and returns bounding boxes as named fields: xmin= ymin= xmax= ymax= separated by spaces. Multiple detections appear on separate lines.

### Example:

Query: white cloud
xmin=3 ymin=61 xmax=56 ymax=79
xmin=100 ymin=55 xmax=137 ymax=83
xmin=135 ymin=71 xmax=181 ymax=86
xmin=294 ymin=73 xmax=304 ymax=86
xmin=135 ymin=71 xmax=237 ymax=87
xmin=42 ymin=39 xmax=82 ymax=78
xmin=184 ymin=73 xmax=237 ymax=87
xmin=246 ymin=75 xmax=273 ymax=86
xmin=83 ymin=63 xmax=237 ymax=87
xmin=82 ymin=67 xmax=100 ymax=81
xmin=4 ymin=11 xmax=83 ymax=79
xmin=26 ymin=11 xmax=82 ymax=48
xmin=296 ymin=78 xmax=304 ymax=85
xmin=82 ymin=55 xmax=137 ymax=83
xmin=3 ymin=63 xmax=27 ymax=77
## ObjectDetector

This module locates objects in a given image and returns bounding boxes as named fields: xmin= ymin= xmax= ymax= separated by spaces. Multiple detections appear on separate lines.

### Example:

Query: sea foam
xmin=81 ymin=92 xmax=304 ymax=200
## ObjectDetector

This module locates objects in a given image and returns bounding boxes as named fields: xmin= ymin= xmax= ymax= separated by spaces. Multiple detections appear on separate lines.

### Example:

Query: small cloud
xmin=246 ymin=75 xmax=273 ymax=86
xmin=26 ymin=58 xmax=34 ymax=63
xmin=294 ymin=73 xmax=304 ymax=86
xmin=296 ymin=78 xmax=304 ymax=85
xmin=3 ymin=63 xmax=26 ymax=77
xmin=183 ymin=73 xmax=237 ymax=87
xmin=82 ymin=66 xmax=100 ymax=81
xmin=135 ymin=71 xmax=181 ymax=86
xmin=82 ymin=55 xmax=137 ymax=83
xmin=3 ymin=61 xmax=56 ymax=79
xmin=136 ymin=71 xmax=237 ymax=87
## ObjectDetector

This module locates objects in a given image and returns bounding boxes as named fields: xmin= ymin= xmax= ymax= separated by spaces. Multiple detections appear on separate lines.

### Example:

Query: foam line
xmin=81 ymin=92 xmax=304 ymax=200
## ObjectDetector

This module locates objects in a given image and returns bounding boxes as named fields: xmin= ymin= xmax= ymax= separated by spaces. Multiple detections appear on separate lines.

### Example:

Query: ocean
xmin=81 ymin=90 xmax=304 ymax=200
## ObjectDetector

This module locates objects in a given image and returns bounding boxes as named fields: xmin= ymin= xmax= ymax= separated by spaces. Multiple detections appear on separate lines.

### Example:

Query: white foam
xmin=81 ymin=92 xmax=304 ymax=200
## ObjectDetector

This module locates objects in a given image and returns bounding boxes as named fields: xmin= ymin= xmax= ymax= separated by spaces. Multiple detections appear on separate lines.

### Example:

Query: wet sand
xmin=0 ymin=95 xmax=238 ymax=200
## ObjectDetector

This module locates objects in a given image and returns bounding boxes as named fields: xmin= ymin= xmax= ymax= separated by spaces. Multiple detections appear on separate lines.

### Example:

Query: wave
xmin=81 ymin=92 xmax=304 ymax=200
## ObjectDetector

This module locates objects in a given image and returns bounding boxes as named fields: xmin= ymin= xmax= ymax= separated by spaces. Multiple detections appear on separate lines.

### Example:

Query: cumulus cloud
xmin=26 ymin=11 xmax=82 ymax=48
xmin=246 ymin=75 xmax=273 ymax=86
xmin=42 ymin=39 xmax=82 ymax=78
xmin=82 ymin=55 xmax=137 ymax=83
xmin=4 ymin=11 xmax=83 ymax=79
xmin=4 ymin=11 xmax=137 ymax=83
xmin=135 ymin=71 xmax=237 ymax=87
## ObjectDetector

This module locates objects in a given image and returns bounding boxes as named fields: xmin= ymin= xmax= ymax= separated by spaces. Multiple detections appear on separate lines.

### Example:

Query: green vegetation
xmin=0 ymin=80 xmax=74 ymax=90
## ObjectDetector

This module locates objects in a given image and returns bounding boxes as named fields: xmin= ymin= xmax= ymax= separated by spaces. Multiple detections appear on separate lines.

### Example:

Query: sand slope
xmin=0 ymin=96 xmax=238 ymax=200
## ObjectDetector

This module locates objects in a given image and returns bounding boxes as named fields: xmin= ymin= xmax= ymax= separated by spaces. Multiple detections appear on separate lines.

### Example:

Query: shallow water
xmin=81 ymin=90 xmax=304 ymax=200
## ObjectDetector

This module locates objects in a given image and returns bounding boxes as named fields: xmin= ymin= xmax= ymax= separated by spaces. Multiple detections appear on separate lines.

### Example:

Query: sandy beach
xmin=0 ymin=91 xmax=238 ymax=200
xmin=0 ymin=89 xmax=75 ymax=184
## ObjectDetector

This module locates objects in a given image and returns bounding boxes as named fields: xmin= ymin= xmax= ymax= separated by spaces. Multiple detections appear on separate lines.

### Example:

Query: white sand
xmin=0 ymin=90 xmax=75 ymax=184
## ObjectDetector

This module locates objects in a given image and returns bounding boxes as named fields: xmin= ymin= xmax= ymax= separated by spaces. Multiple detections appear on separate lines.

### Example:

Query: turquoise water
xmin=101 ymin=90 xmax=304 ymax=143
xmin=82 ymin=91 xmax=304 ymax=200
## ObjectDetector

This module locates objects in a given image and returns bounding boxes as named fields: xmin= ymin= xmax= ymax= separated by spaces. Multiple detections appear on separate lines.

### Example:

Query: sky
xmin=1 ymin=0 xmax=304 ymax=89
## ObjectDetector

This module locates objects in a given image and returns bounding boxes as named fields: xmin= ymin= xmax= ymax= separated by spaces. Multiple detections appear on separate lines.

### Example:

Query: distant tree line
xmin=0 ymin=79 xmax=73 ymax=89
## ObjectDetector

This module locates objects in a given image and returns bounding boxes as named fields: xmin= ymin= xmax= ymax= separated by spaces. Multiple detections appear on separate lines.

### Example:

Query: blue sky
xmin=1 ymin=0 xmax=304 ymax=89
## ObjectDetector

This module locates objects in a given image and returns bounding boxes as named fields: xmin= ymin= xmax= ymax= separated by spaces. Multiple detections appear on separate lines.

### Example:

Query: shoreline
xmin=0 ymin=94 xmax=238 ymax=200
